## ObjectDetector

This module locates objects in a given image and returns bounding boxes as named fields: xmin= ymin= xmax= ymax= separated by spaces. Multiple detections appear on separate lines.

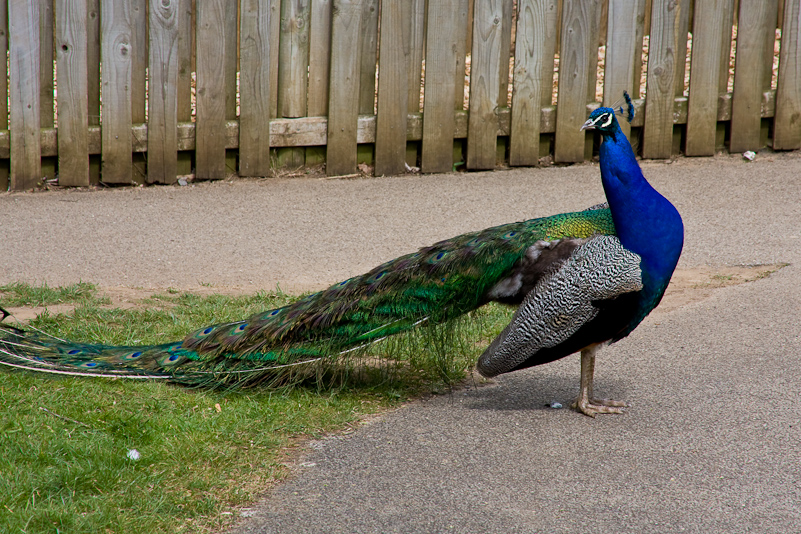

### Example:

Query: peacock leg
xmin=570 ymin=344 xmax=627 ymax=417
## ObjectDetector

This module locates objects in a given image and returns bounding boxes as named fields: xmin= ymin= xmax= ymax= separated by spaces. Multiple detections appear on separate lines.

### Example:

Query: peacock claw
xmin=570 ymin=397 xmax=628 ymax=417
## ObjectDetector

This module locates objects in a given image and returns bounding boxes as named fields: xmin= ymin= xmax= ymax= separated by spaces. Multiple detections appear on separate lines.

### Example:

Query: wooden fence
xmin=2 ymin=0 xmax=800 ymax=190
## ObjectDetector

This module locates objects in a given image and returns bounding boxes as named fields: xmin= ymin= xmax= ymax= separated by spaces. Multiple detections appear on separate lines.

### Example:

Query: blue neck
xmin=599 ymin=128 xmax=684 ymax=303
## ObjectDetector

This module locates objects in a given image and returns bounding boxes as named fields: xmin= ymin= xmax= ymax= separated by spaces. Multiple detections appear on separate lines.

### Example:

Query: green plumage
xmin=0 ymin=208 xmax=615 ymax=387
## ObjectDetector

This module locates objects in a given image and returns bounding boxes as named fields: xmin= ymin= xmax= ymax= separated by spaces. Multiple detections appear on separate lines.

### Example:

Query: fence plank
xmin=176 ymin=0 xmax=193 ymax=176
xmin=540 ymin=0 xmax=558 ymax=108
xmin=39 ymin=0 xmax=55 ymax=183
xmin=497 ymin=0 xmax=514 ymax=108
xmin=100 ymin=0 xmax=133 ymax=183
xmin=453 ymin=0 xmax=470 ymax=111
xmin=642 ymin=0 xmax=679 ymax=159
xmin=195 ymin=0 xmax=227 ymax=179
xmin=239 ymin=0 xmax=272 ymax=176
xmin=0 ymin=3 xmax=8 ymax=190
xmin=326 ymin=0 xmax=363 ymax=175
xmin=86 ymin=0 xmax=101 ymax=184
xmin=375 ymin=1 xmax=409 ymax=176
xmin=774 ymin=0 xmax=801 ymax=149
xmin=673 ymin=0 xmax=691 ymax=98
xmin=421 ymin=0 xmax=460 ymax=173
xmin=730 ymin=0 xmax=778 ymax=152
xmin=147 ymin=0 xmax=179 ymax=184
xmin=9 ymin=0 xmax=41 ymax=190
xmin=277 ymin=0 xmax=310 ymax=167
xmin=270 ymin=0 xmax=280 ymax=117
xmin=718 ymin=0 xmax=734 ymax=94
xmin=554 ymin=0 xmax=599 ymax=163
xmin=466 ymin=0 xmax=504 ymax=169
xmin=278 ymin=0 xmax=310 ymax=118
xmin=406 ymin=0 xmax=426 ymax=113
xmin=308 ymin=0 xmax=332 ymax=116
xmin=510 ymin=0 xmax=547 ymax=166
xmin=130 ymin=0 xmax=147 ymax=183
xmin=604 ymin=0 xmax=644 ymax=139
xmin=359 ymin=0 xmax=379 ymax=114
xmin=685 ymin=0 xmax=727 ymax=156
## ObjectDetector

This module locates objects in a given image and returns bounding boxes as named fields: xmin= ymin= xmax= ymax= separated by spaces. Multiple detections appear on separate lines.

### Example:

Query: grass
xmin=0 ymin=283 xmax=513 ymax=533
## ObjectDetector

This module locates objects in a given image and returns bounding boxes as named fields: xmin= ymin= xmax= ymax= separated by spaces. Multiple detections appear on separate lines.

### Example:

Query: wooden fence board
xmin=175 ymin=0 xmax=193 ymax=176
xmin=421 ymin=0 xmax=460 ymax=173
xmin=277 ymin=0 xmax=310 ymax=167
xmin=39 ymin=0 xmax=55 ymax=183
xmin=86 ymin=0 xmax=101 ymax=184
xmin=9 ymin=0 xmax=41 ymax=190
xmin=375 ymin=0 xmax=409 ymax=176
xmin=774 ymin=0 xmax=801 ymax=149
xmin=0 ymin=3 xmax=8 ymax=190
xmin=554 ymin=0 xmax=599 ymax=163
xmin=278 ymin=0 xmax=310 ymax=118
xmin=147 ymin=0 xmax=179 ymax=184
xmin=673 ymin=0 xmax=691 ymax=98
xmin=510 ymin=0 xmax=548 ymax=166
xmin=308 ymin=0 xmax=332 ymax=116
xmin=604 ymin=0 xmax=643 ymax=139
xmin=326 ymin=0 xmax=363 ymax=176
xmin=359 ymin=0 xmax=379 ymax=115
xmin=685 ymin=0 xmax=727 ymax=156
xmin=642 ymin=0 xmax=679 ymax=159
xmin=466 ymin=0 xmax=504 ymax=170
xmin=718 ymin=0 xmax=734 ymax=95
xmin=130 ymin=0 xmax=147 ymax=183
xmin=540 ymin=0 xmax=558 ymax=108
xmin=497 ymin=0 xmax=514 ymax=108
xmin=100 ymin=0 xmax=133 ymax=183
xmin=195 ymin=0 xmax=227 ymax=179
xmin=270 ymin=0 xmax=280 ymax=118
xmin=406 ymin=0 xmax=426 ymax=113
xmin=453 ymin=0 xmax=470 ymax=111
xmin=239 ymin=0 xmax=272 ymax=176
xmin=730 ymin=0 xmax=778 ymax=152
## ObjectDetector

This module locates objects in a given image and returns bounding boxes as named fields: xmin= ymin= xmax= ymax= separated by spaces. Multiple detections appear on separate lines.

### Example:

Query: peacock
xmin=0 ymin=92 xmax=683 ymax=416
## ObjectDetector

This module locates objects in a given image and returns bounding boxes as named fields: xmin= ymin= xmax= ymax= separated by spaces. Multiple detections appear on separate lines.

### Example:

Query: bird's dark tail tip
xmin=615 ymin=90 xmax=635 ymax=124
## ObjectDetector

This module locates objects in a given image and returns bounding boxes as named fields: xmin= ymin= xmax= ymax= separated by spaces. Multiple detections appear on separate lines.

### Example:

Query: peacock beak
xmin=580 ymin=118 xmax=595 ymax=131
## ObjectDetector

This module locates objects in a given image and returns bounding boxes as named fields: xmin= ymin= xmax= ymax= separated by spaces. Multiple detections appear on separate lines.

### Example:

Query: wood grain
xmin=510 ymin=0 xmax=549 ymax=166
xmin=774 ymin=0 xmax=801 ymax=149
xmin=239 ymin=0 xmax=273 ymax=176
xmin=375 ymin=1 xmax=409 ymax=176
xmin=100 ymin=0 xmax=134 ymax=183
xmin=730 ymin=0 xmax=778 ymax=152
xmin=9 ymin=0 xmax=41 ymax=190
xmin=554 ymin=0 xmax=600 ymax=162
xmin=642 ymin=0 xmax=679 ymax=159
xmin=326 ymin=0 xmax=363 ymax=176
xmin=604 ymin=0 xmax=644 ymax=139
xmin=686 ymin=0 xmax=727 ymax=156
xmin=467 ymin=0 xmax=504 ymax=169
xmin=147 ymin=0 xmax=179 ymax=184
xmin=420 ymin=0 xmax=460 ymax=173
xmin=195 ymin=0 xmax=227 ymax=179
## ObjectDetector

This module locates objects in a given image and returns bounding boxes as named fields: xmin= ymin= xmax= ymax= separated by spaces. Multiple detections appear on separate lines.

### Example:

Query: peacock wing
xmin=476 ymin=235 xmax=643 ymax=378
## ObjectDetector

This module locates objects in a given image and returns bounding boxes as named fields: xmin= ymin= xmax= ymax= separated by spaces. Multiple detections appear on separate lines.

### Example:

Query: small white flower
xmin=127 ymin=449 xmax=141 ymax=461
xmin=743 ymin=151 xmax=756 ymax=161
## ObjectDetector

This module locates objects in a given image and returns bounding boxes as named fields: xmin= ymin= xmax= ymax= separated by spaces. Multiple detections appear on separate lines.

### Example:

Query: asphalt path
xmin=2 ymin=152 xmax=800 ymax=533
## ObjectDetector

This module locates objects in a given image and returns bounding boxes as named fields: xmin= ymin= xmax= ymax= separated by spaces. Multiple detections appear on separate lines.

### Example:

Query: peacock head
xmin=580 ymin=91 xmax=634 ymax=134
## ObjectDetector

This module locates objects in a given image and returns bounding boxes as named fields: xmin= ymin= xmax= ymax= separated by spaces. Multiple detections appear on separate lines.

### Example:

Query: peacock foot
xmin=570 ymin=397 xmax=628 ymax=417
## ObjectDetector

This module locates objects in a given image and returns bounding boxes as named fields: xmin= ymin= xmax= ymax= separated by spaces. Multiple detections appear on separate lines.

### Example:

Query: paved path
xmin=2 ymin=153 xmax=800 ymax=533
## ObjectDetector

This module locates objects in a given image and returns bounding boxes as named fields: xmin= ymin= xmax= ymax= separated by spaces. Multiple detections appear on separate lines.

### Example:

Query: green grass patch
xmin=0 ymin=281 xmax=110 ymax=307
xmin=0 ymin=284 xmax=513 ymax=533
